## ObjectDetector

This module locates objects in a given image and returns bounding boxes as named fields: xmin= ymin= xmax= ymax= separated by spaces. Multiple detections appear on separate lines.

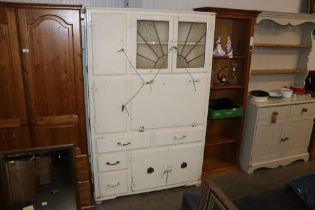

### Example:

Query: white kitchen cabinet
xmin=240 ymin=98 xmax=315 ymax=174
xmin=86 ymin=8 xmax=215 ymax=201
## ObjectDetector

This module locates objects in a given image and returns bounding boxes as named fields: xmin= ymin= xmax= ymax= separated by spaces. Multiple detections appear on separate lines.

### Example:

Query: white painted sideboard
xmin=85 ymin=8 xmax=215 ymax=201
xmin=240 ymin=97 xmax=315 ymax=174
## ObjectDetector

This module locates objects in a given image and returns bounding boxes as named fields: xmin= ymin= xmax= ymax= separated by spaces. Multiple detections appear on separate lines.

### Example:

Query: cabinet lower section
xmin=92 ymin=132 xmax=203 ymax=201
xmin=241 ymin=99 xmax=315 ymax=174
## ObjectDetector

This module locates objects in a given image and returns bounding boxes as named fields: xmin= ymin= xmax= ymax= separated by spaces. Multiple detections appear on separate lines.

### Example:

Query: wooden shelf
xmin=254 ymin=43 xmax=310 ymax=48
xmin=211 ymin=84 xmax=244 ymax=90
xmin=213 ymin=55 xmax=246 ymax=59
xmin=205 ymin=136 xmax=237 ymax=147
xmin=251 ymin=69 xmax=305 ymax=75
xmin=202 ymin=157 xmax=237 ymax=172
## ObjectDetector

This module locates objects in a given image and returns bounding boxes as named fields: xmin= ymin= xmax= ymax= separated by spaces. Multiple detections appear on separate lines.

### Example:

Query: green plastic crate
xmin=208 ymin=107 xmax=243 ymax=119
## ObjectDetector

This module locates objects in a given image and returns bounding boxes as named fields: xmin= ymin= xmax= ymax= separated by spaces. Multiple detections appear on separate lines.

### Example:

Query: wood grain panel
xmin=0 ymin=127 xmax=31 ymax=150
xmin=78 ymin=181 xmax=93 ymax=206
xmin=31 ymin=124 xmax=80 ymax=147
xmin=76 ymin=154 xmax=90 ymax=181
xmin=0 ymin=7 xmax=29 ymax=127
xmin=17 ymin=8 xmax=87 ymax=152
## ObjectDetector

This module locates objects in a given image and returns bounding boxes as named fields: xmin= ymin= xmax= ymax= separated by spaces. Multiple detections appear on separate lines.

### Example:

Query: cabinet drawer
xmin=257 ymin=106 xmax=290 ymax=121
xmin=98 ymin=170 xmax=128 ymax=196
xmin=96 ymin=134 xmax=151 ymax=153
xmin=97 ymin=153 xmax=127 ymax=172
xmin=154 ymin=128 xmax=203 ymax=146
xmin=78 ymin=181 xmax=93 ymax=206
xmin=76 ymin=154 xmax=90 ymax=181
xmin=289 ymin=103 xmax=315 ymax=117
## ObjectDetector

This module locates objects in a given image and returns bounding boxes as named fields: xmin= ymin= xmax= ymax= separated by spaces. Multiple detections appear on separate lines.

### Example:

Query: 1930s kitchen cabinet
xmin=0 ymin=3 xmax=93 ymax=209
xmin=240 ymin=97 xmax=315 ymax=174
xmin=86 ymin=8 xmax=215 ymax=201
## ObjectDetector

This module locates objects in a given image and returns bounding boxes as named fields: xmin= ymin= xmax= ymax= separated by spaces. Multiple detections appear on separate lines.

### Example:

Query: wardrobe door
xmin=0 ymin=7 xmax=31 ymax=150
xmin=17 ymin=8 xmax=87 ymax=152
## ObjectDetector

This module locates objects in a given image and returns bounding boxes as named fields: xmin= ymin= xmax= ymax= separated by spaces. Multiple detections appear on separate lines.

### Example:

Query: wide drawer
xmin=95 ymin=133 xmax=151 ymax=153
xmin=257 ymin=106 xmax=290 ymax=121
xmin=98 ymin=170 xmax=128 ymax=197
xmin=289 ymin=103 xmax=315 ymax=117
xmin=97 ymin=152 xmax=127 ymax=172
xmin=154 ymin=128 xmax=203 ymax=146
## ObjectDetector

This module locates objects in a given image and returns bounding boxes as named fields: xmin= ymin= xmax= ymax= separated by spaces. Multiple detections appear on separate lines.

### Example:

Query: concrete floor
xmin=96 ymin=160 xmax=315 ymax=210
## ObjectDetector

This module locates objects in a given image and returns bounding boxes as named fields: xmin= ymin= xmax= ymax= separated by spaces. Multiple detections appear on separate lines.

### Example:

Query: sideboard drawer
xmin=154 ymin=128 xmax=203 ymax=146
xmin=290 ymin=103 xmax=315 ymax=117
xmin=97 ymin=152 xmax=127 ymax=172
xmin=96 ymin=133 xmax=151 ymax=153
xmin=98 ymin=170 xmax=128 ymax=197
xmin=257 ymin=106 xmax=290 ymax=122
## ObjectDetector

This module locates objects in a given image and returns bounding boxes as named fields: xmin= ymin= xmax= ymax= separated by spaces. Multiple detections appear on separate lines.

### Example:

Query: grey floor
xmin=96 ymin=160 xmax=315 ymax=210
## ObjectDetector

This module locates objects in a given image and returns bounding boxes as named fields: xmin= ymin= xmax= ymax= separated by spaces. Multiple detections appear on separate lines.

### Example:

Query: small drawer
xmin=96 ymin=133 xmax=151 ymax=153
xmin=76 ymin=154 xmax=90 ymax=181
xmin=98 ymin=170 xmax=128 ymax=197
xmin=257 ymin=106 xmax=290 ymax=122
xmin=97 ymin=153 xmax=127 ymax=172
xmin=289 ymin=103 xmax=315 ymax=117
xmin=78 ymin=181 xmax=93 ymax=206
xmin=154 ymin=128 xmax=203 ymax=146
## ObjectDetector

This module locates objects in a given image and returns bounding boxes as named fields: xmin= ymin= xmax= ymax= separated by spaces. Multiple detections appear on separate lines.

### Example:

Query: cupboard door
xmin=167 ymin=144 xmax=201 ymax=185
xmin=89 ymin=12 xmax=127 ymax=75
xmin=130 ymin=74 xmax=208 ymax=130
xmin=0 ymin=7 xmax=31 ymax=150
xmin=130 ymin=15 xmax=173 ymax=74
xmin=173 ymin=16 xmax=213 ymax=73
xmin=281 ymin=119 xmax=314 ymax=156
xmin=251 ymin=123 xmax=283 ymax=162
xmin=131 ymin=148 xmax=168 ymax=191
xmin=17 ymin=9 xmax=86 ymax=151
xmin=92 ymin=78 xmax=127 ymax=134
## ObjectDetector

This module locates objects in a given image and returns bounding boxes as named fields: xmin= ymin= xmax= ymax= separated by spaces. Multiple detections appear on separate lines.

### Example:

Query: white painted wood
xmin=95 ymin=133 xmax=151 ymax=153
xmin=131 ymin=148 xmax=168 ymax=191
xmin=98 ymin=170 xmax=128 ymax=197
xmin=167 ymin=143 xmax=201 ymax=185
xmin=240 ymin=98 xmax=315 ymax=174
xmin=153 ymin=127 xmax=203 ymax=146
xmin=97 ymin=152 xmax=128 ymax=172
xmin=281 ymin=118 xmax=314 ymax=155
xmin=86 ymin=8 xmax=214 ymax=200
xmin=92 ymin=78 xmax=127 ymax=134
xmin=250 ymin=123 xmax=283 ymax=162
xmin=289 ymin=103 xmax=315 ymax=116
xmin=90 ymin=12 xmax=127 ymax=75
xmin=129 ymin=74 xmax=208 ymax=130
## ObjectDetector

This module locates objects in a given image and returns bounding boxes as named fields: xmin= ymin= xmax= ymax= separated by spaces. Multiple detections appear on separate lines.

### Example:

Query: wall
xmin=1 ymin=0 xmax=307 ymax=13
xmin=128 ymin=0 xmax=306 ymax=13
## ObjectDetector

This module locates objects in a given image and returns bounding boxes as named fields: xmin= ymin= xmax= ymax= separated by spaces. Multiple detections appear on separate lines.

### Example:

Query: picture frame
xmin=308 ymin=0 xmax=315 ymax=14
xmin=199 ymin=179 xmax=239 ymax=210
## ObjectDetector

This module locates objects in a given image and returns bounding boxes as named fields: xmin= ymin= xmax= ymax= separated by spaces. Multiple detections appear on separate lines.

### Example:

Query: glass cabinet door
xmin=136 ymin=20 xmax=170 ymax=70
xmin=175 ymin=20 xmax=210 ymax=72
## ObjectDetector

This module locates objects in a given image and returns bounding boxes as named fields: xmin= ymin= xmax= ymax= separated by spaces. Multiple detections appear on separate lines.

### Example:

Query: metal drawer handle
xmin=302 ymin=108 xmax=308 ymax=113
xmin=107 ymin=182 xmax=120 ymax=188
xmin=280 ymin=137 xmax=289 ymax=142
xmin=117 ymin=142 xmax=131 ymax=146
xmin=174 ymin=135 xmax=187 ymax=140
xmin=106 ymin=161 xmax=120 ymax=166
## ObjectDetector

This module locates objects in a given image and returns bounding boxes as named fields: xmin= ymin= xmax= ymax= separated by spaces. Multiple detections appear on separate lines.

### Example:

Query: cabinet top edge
xmin=84 ymin=7 xmax=216 ymax=17
xmin=0 ymin=1 xmax=82 ymax=10
xmin=250 ymin=97 xmax=315 ymax=107
xmin=257 ymin=11 xmax=315 ymax=24
xmin=194 ymin=7 xmax=260 ymax=17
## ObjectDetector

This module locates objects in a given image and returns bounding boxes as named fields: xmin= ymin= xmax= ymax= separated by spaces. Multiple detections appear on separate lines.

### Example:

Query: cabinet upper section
xmin=86 ymin=9 xmax=215 ymax=75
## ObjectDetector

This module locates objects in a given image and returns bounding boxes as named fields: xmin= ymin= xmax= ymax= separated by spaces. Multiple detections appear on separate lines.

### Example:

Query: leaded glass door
xmin=131 ymin=15 xmax=173 ymax=74
xmin=173 ymin=17 xmax=213 ymax=73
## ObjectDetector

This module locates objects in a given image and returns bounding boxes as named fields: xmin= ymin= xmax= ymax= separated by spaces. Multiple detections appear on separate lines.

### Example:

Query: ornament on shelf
xmin=226 ymin=36 xmax=233 ymax=57
xmin=213 ymin=37 xmax=225 ymax=56
xmin=229 ymin=62 xmax=238 ymax=84
xmin=216 ymin=65 xmax=228 ymax=84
